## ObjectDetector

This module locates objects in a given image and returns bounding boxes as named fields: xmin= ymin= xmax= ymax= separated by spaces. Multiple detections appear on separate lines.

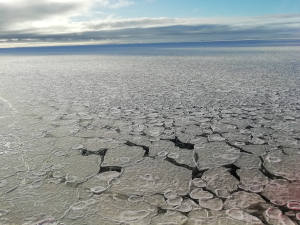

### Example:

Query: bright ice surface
xmin=0 ymin=45 xmax=300 ymax=224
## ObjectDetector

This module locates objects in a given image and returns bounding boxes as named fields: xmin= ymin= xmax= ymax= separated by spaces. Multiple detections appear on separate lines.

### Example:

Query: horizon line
xmin=1 ymin=39 xmax=300 ymax=51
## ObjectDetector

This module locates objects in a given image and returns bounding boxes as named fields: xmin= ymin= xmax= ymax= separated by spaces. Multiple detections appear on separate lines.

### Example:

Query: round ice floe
xmin=198 ymin=198 xmax=223 ymax=211
xmin=224 ymin=191 xmax=265 ymax=210
xmin=174 ymin=199 xmax=198 ymax=213
xmin=287 ymin=201 xmax=300 ymax=210
xmin=201 ymin=167 xmax=239 ymax=198
xmin=263 ymin=152 xmax=300 ymax=181
xmin=265 ymin=153 xmax=282 ymax=163
xmin=226 ymin=208 xmax=262 ymax=224
xmin=278 ymin=215 xmax=298 ymax=225
xmin=237 ymin=168 xmax=269 ymax=193
xmin=250 ymin=137 xmax=266 ymax=145
xmin=90 ymin=186 xmax=107 ymax=194
xmin=144 ymin=126 xmax=164 ymax=137
xmin=168 ymin=152 xmax=179 ymax=159
xmin=265 ymin=207 xmax=282 ymax=220
xmin=190 ymin=188 xmax=214 ymax=200
xmin=262 ymin=180 xmax=300 ymax=207
xmin=166 ymin=196 xmax=183 ymax=206
xmin=71 ymin=201 xmax=89 ymax=211
xmin=234 ymin=153 xmax=261 ymax=169
xmin=194 ymin=142 xmax=240 ymax=170
xmin=164 ymin=190 xmax=178 ymax=199
xmin=128 ymin=195 xmax=144 ymax=203
xmin=144 ymin=194 xmax=166 ymax=208
xmin=98 ymin=171 xmax=121 ymax=183
xmin=65 ymin=175 xmax=82 ymax=186
xmin=109 ymin=158 xmax=191 ymax=196
xmin=157 ymin=151 xmax=168 ymax=157
xmin=190 ymin=178 xmax=207 ymax=188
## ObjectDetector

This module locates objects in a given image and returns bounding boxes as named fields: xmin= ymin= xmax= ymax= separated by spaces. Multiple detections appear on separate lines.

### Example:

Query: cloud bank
xmin=0 ymin=0 xmax=300 ymax=47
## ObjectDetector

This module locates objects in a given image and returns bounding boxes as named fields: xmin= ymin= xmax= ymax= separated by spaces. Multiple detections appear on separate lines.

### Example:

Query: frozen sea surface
xmin=0 ymin=45 xmax=300 ymax=225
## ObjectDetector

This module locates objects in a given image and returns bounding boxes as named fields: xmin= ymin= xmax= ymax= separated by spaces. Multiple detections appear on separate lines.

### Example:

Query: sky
xmin=0 ymin=0 xmax=300 ymax=47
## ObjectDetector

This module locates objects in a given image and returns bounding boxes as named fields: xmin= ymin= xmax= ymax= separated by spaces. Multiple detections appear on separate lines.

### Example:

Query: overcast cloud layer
xmin=0 ymin=0 xmax=300 ymax=47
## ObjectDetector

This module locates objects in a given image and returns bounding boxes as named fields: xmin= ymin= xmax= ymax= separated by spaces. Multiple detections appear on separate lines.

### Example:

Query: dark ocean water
xmin=1 ymin=39 xmax=300 ymax=55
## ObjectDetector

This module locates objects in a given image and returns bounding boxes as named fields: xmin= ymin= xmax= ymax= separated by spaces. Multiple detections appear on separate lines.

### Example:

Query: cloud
xmin=0 ymin=0 xmax=299 ymax=47
xmin=0 ymin=0 xmax=134 ymax=33
xmin=1 ymin=20 xmax=300 ymax=47
xmin=0 ymin=0 xmax=86 ymax=28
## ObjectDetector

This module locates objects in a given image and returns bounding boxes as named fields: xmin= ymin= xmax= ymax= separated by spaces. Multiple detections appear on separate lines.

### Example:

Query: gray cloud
xmin=0 ymin=1 xmax=83 ymax=30
xmin=0 ymin=0 xmax=135 ymax=34
xmin=1 ymin=23 xmax=300 ymax=45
